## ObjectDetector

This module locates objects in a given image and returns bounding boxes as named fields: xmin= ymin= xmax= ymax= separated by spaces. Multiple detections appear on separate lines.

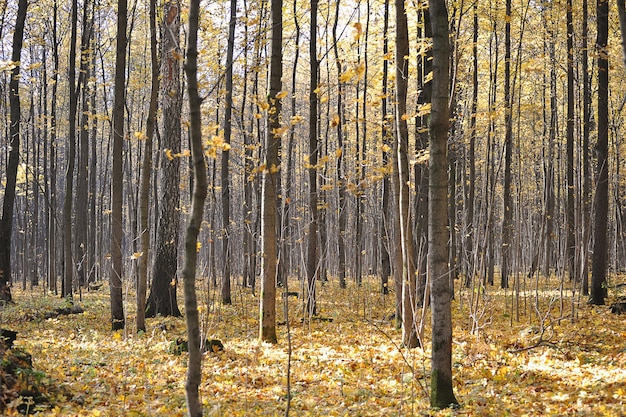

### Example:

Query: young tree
xmin=146 ymin=0 xmax=183 ymax=318
xmin=395 ymin=0 xmax=418 ymax=348
xmin=63 ymin=0 xmax=79 ymax=299
xmin=307 ymin=0 xmax=319 ymax=317
xmin=221 ymin=0 xmax=237 ymax=306
xmin=110 ymin=0 xmax=127 ymax=330
xmin=137 ymin=0 xmax=160 ymax=333
xmin=182 ymin=1 xmax=206 ymax=414
xmin=0 ymin=0 xmax=27 ymax=303
xmin=428 ymin=0 xmax=459 ymax=408
xmin=591 ymin=0 xmax=609 ymax=305
xmin=500 ymin=0 xmax=512 ymax=289
xmin=259 ymin=0 xmax=283 ymax=345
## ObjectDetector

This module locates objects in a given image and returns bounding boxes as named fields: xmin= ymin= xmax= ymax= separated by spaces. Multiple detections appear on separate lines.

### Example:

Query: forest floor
xmin=1 ymin=274 xmax=626 ymax=416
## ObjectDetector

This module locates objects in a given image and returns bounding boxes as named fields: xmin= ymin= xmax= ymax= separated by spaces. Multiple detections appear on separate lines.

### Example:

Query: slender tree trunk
xmin=429 ymin=0 xmax=459 ymax=408
xmin=395 ymin=0 xmax=418 ymax=348
xmin=0 ymin=0 xmax=27 ymax=303
xmin=565 ymin=0 xmax=575 ymax=282
xmin=221 ymin=0 xmax=237 ymax=306
xmin=380 ymin=0 xmax=392 ymax=295
xmin=501 ymin=0 xmax=512 ymax=289
xmin=581 ymin=0 xmax=591 ymax=295
xmin=63 ymin=0 xmax=79 ymax=299
xmin=332 ymin=0 xmax=347 ymax=290
xmin=260 ymin=0 xmax=283 ymax=344
xmin=182 ymin=2 xmax=206 ymax=413
xmin=591 ymin=0 xmax=609 ymax=305
xmin=137 ymin=0 xmax=159 ymax=333
xmin=307 ymin=0 xmax=319 ymax=317
xmin=110 ymin=0 xmax=127 ymax=330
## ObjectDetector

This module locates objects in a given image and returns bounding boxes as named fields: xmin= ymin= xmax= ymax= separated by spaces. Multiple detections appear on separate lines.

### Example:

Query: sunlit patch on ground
xmin=1 ymin=274 xmax=625 ymax=415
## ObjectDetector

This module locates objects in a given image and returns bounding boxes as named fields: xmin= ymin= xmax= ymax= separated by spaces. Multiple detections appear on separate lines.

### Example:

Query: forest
xmin=1 ymin=0 xmax=626 ymax=415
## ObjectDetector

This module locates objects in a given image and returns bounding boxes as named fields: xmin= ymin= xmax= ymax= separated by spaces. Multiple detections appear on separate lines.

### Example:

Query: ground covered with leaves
xmin=1 ymin=275 xmax=625 ymax=416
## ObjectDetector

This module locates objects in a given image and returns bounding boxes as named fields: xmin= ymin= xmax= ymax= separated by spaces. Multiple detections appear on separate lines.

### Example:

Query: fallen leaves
xmin=1 ymin=275 xmax=625 ymax=416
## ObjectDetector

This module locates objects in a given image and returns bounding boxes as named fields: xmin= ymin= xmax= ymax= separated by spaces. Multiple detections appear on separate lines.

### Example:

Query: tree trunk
xmin=0 ymin=0 xmax=27 ymax=303
xmin=259 ymin=0 xmax=282 ymax=344
xmin=591 ymin=0 xmax=609 ymax=306
xmin=137 ymin=0 xmax=159 ymax=333
xmin=395 ymin=0 xmax=418 ymax=349
xmin=63 ymin=0 xmax=79 ymax=299
xmin=146 ymin=0 xmax=182 ymax=318
xmin=182 ymin=2 xmax=206 ymax=413
xmin=428 ymin=0 xmax=459 ymax=408
xmin=501 ymin=0 xmax=512 ymax=290
xmin=221 ymin=0 xmax=236 ymax=306
xmin=110 ymin=0 xmax=127 ymax=330
xmin=307 ymin=0 xmax=319 ymax=318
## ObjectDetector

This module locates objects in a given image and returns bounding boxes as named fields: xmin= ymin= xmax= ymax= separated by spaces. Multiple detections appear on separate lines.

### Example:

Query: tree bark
xmin=395 ymin=0 xmax=418 ymax=349
xmin=428 ymin=0 xmax=459 ymax=408
xmin=591 ymin=0 xmax=609 ymax=306
xmin=307 ymin=0 xmax=319 ymax=318
xmin=221 ymin=0 xmax=237 ymax=306
xmin=0 ymin=0 xmax=27 ymax=303
xmin=260 ymin=0 xmax=283 ymax=344
xmin=182 ymin=1 xmax=206 ymax=413
xmin=146 ymin=0 xmax=182 ymax=318
xmin=110 ymin=0 xmax=127 ymax=330
xmin=137 ymin=0 xmax=159 ymax=333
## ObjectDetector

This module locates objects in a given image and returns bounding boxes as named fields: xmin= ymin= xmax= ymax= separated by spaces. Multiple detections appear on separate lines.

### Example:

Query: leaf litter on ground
xmin=0 ymin=274 xmax=625 ymax=416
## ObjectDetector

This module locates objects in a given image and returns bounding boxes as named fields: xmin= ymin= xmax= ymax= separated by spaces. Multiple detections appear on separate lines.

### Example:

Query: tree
xmin=0 ymin=0 xmax=27 ymax=303
xmin=259 ymin=0 xmax=283 ymax=345
xmin=137 ymin=0 xmax=159 ymax=333
xmin=591 ymin=0 xmax=609 ymax=305
xmin=110 ymin=0 xmax=127 ymax=330
xmin=221 ymin=0 xmax=237 ymax=306
xmin=428 ymin=0 xmax=459 ymax=408
xmin=395 ymin=0 xmax=418 ymax=348
xmin=500 ymin=0 xmax=512 ymax=289
xmin=306 ymin=0 xmax=319 ymax=317
xmin=182 ymin=1 xmax=206 ymax=414
xmin=63 ymin=0 xmax=81 ymax=299
xmin=145 ymin=0 xmax=183 ymax=318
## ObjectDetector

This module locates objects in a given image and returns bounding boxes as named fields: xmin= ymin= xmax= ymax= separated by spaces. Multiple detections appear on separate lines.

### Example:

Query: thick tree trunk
xmin=146 ymin=0 xmax=182 ymax=318
xmin=428 ymin=0 xmax=459 ymax=408
xmin=591 ymin=0 xmax=609 ymax=306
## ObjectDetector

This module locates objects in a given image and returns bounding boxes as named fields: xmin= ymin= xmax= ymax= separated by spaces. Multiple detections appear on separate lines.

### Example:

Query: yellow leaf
xmin=270 ymin=164 xmax=280 ymax=173
xmin=417 ymin=103 xmax=432 ymax=117
xmin=165 ymin=149 xmax=174 ymax=161
xmin=258 ymin=101 xmax=270 ymax=111
xmin=222 ymin=142 xmax=232 ymax=151
xmin=275 ymin=91 xmax=288 ymax=99
xmin=130 ymin=252 xmax=144 ymax=260
xmin=331 ymin=114 xmax=340 ymax=127
xmin=335 ymin=148 xmax=343 ymax=158
xmin=196 ymin=242 xmax=202 ymax=252
xmin=382 ymin=144 xmax=392 ymax=153
xmin=339 ymin=69 xmax=354 ymax=83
